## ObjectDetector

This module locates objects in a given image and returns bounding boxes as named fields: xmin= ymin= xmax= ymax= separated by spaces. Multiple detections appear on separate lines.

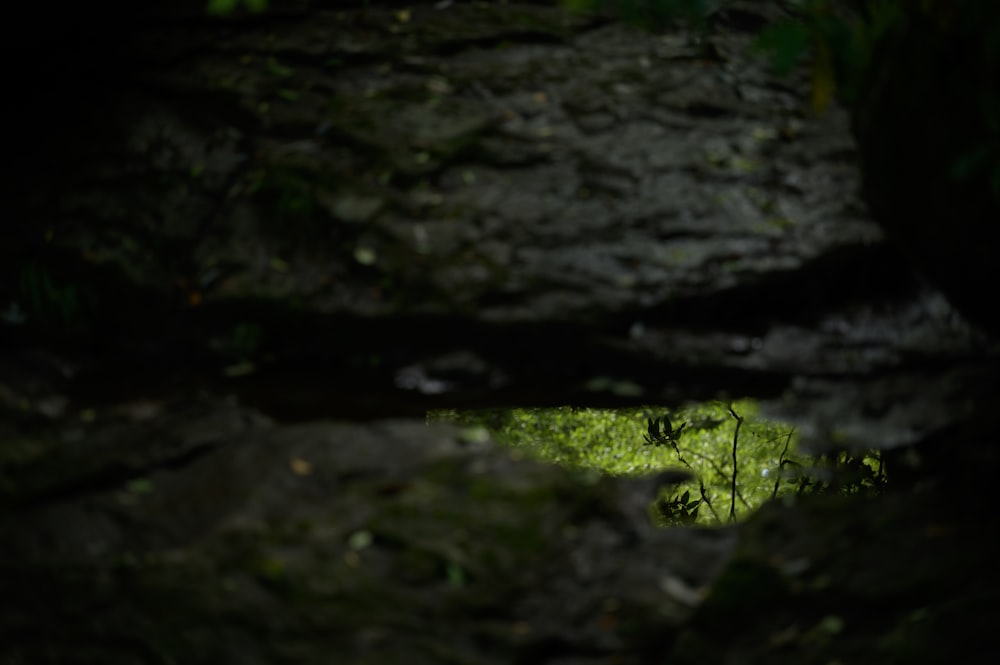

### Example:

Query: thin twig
xmin=771 ymin=428 xmax=795 ymax=500
xmin=677 ymin=447 xmax=750 ymax=507
xmin=728 ymin=405 xmax=743 ymax=523
xmin=669 ymin=437 xmax=720 ymax=523
xmin=698 ymin=480 xmax=720 ymax=522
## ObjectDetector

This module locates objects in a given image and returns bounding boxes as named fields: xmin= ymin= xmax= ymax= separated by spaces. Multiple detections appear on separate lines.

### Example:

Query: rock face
xmin=5 ymin=0 xmax=995 ymax=443
xmin=0 ymin=406 xmax=737 ymax=664
xmin=2 ymin=1 xmax=999 ymax=663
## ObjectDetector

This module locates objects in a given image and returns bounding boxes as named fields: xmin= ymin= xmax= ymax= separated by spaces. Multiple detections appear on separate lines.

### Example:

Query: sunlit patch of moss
xmin=432 ymin=402 xmax=886 ymax=526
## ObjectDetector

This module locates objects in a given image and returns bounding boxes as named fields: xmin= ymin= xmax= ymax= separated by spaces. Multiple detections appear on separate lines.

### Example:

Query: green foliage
xmin=561 ymin=1 xmax=918 ymax=111
xmin=949 ymin=89 xmax=1000 ymax=195
xmin=16 ymin=262 xmax=97 ymax=334
xmin=206 ymin=0 xmax=268 ymax=16
xmin=754 ymin=19 xmax=812 ymax=76
xmin=572 ymin=0 xmax=901 ymax=111
xmin=642 ymin=414 xmax=686 ymax=446
xmin=756 ymin=1 xmax=1000 ymax=186
xmin=656 ymin=487 xmax=702 ymax=525
xmin=754 ymin=0 xmax=909 ymax=110
xmin=431 ymin=402 xmax=887 ymax=526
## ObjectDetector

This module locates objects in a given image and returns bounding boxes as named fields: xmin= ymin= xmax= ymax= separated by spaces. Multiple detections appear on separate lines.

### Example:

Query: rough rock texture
xmin=0 ymin=406 xmax=737 ymax=664
xmin=5 ymin=0 xmax=996 ymax=445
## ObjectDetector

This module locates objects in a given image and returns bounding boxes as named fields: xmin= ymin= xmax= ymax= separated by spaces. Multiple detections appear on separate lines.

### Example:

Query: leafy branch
xmin=672 ymin=445 xmax=750 ymax=509
xmin=665 ymin=436 xmax=720 ymax=523
xmin=642 ymin=415 xmax=687 ymax=446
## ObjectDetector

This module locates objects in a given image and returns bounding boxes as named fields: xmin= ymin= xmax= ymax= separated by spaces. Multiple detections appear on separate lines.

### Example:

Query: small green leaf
xmin=266 ymin=57 xmax=293 ymax=78
xmin=446 ymin=561 xmax=466 ymax=587
xmin=257 ymin=557 xmax=286 ymax=580
xmin=126 ymin=478 xmax=154 ymax=494
xmin=818 ymin=614 xmax=845 ymax=635
xmin=754 ymin=20 xmax=811 ymax=76
xmin=223 ymin=360 xmax=256 ymax=377
xmin=206 ymin=0 xmax=239 ymax=16
xmin=206 ymin=0 xmax=267 ymax=15
xmin=354 ymin=246 xmax=377 ymax=266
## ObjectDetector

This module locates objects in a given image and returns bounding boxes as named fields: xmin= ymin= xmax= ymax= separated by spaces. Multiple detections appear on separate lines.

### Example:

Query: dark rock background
xmin=2 ymin=1 xmax=998 ymax=663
